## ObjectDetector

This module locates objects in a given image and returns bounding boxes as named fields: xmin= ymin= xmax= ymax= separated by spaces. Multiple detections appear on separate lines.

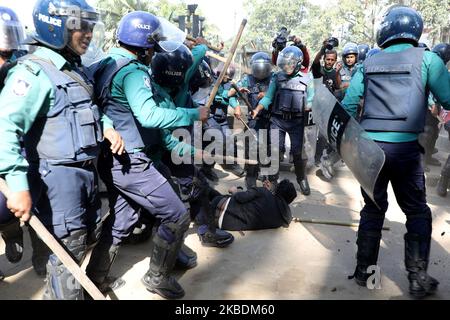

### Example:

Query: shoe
xmin=223 ymin=164 xmax=245 ymax=177
xmin=0 ymin=220 xmax=23 ymax=264
xmin=198 ymin=228 xmax=234 ymax=248
xmin=436 ymin=175 xmax=449 ymax=197
xmin=200 ymin=167 xmax=219 ymax=182
xmin=432 ymin=148 xmax=438 ymax=155
xmin=175 ymin=244 xmax=197 ymax=270
xmin=297 ymin=179 xmax=310 ymax=196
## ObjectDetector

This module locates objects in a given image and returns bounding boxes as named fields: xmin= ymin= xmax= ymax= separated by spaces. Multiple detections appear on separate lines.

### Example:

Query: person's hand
xmin=341 ymin=82 xmax=349 ymax=89
xmin=251 ymin=105 xmax=263 ymax=119
xmin=335 ymin=61 xmax=343 ymax=72
xmin=7 ymin=190 xmax=32 ymax=222
xmin=217 ymin=41 xmax=224 ymax=51
xmin=234 ymin=105 xmax=242 ymax=119
xmin=194 ymin=37 xmax=208 ymax=45
xmin=263 ymin=179 xmax=272 ymax=191
xmin=228 ymin=186 xmax=239 ymax=194
xmin=104 ymin=128 xmax=125 ymax=155
xmin=257 ymin=92 xmax=265 ymax=100
xmin=431 ymin=104 xmax=439 ymax=117
xmin=239 ymin=87 xmax=250 ymax=94
xmin=197 ymin=106 xmax=210 ymax=122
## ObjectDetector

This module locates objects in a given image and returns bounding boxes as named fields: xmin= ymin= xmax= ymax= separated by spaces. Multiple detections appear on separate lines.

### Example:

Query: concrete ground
xmin=1 ymin=129 xmax=449 ymax=300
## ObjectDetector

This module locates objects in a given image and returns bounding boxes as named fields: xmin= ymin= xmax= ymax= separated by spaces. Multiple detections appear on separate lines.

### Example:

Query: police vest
xmin=210 ymin=82 xmax=232 ymax=122
xmin=361 ymin=47 xmax=427 ymax=133
xmin=339 ymin=65 xmax=356 ymax=84
xmin=23 ymin=57 xmax=102 ymax=164
xmin=92 ymin=57 xmax=161 ymax=153
xmin=247 ymin=75 xmax=271 ymax=119
xmin=272 ymin=72 xmax=308 ymax=116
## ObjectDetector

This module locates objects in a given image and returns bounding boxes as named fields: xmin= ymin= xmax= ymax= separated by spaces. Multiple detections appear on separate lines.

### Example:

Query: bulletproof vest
xmin=211 ymin=82 xmax=232 ymax=122
xmin=361 ymin=47 xmax=427 ymax=133
xmin=339 ymin=65 xmax=356 ymax=84
xmin=0 ymin=61 xmax=17 ymax=92
xmin=92 ymin=57 xmax=161 ymax=153
xmin=247 ymin=75 xmax=271 ymax=118
xmin=272 ymin=72 xmax=308 ymax=116
xmin=23 ymin=57 xmax=102 ymax=164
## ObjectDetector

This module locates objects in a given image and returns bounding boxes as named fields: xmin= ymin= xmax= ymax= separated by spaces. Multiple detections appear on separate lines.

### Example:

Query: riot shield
xmin=312 ymin=79 xmax=385 ymax=203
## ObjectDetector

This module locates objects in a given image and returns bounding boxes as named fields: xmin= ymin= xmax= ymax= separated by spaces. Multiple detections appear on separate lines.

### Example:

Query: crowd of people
xmin=0 ymin=0 xmax=449 ymax=300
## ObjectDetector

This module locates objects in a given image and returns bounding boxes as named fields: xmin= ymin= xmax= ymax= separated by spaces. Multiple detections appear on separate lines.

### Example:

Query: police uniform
xmin=343 ymin=42 xmax=450 ymax=295
xmin=238 ymin=74 xmax=272 ymax=188
xmin=259 ymin=69 xmax=314 ymax=194
xmin=0 ymin=46 xmax=105 ymax=299
xmin=85 ymin=46 xmax=197 ymax=299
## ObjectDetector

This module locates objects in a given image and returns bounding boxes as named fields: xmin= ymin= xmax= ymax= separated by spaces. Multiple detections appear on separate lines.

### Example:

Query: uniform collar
xmin=33 ymin=47 xmax=70 ymax=70
xmin=384 ymin=43 xmax=414 ymax=52
xmin=109 ymin=47 xmax=138 ymax=61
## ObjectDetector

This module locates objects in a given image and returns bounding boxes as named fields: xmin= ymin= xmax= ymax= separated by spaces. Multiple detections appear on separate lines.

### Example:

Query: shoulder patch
xmin=12 ymin=77 xmax=32 ymax=96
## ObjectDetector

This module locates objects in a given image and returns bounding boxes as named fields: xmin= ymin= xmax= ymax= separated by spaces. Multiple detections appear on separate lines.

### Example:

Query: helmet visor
xmin=276 ymin=51 xmax=297 ymax=75
xmin=251 ymin=61 xmax=272 ymax=79
xmin=152 ymin=17 xmax=185 ymax=52
xmin=0 ymin=19 xmax=24 ymax=51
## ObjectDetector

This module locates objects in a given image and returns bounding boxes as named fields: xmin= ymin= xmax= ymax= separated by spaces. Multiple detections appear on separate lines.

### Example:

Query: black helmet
xmin=357 ymin=44 xmax=370 ymax=62
xmin=276 ymin=46 xmax=303 ymax=75
xmin=189 ymin=59 xmax=213 ymax=93
xmin=151 ymin=44 xmax=193 ymax=88
xmin=250 ymin=51 xmax=272 ymax=80
xmin=432 ymin=43 xmax=450 ymax=65
xmin=376 ymin=5 xmax=423 ymax=48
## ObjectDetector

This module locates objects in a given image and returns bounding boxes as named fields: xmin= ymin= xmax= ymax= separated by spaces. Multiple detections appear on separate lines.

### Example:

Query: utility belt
xmin=61 ymin=159 xmax=95 ymax=169
xmin=273 ymin=111 xmax=303 ymax=121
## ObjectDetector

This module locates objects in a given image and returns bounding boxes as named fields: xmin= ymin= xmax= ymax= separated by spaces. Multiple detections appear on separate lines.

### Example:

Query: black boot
xmin=0 ymin=219 xmax=23 ymax=263
xmin=86 ymin=241 xmax=122 ymax=293
xmin=223 ymin=163 xmax=245 ymax=177
xmin=436 ymin=175 xmax=449 ymax=197
xmin=293 ymin=154 xmax=310 ymax=195
xmin=29 ymin=227 xmax=51 ymax=277
xmin=175 ymin=244 xmax=197 ymax=270
xmin=200 ymin=165 xmax=219 ymax=182
xmin=141 ymin=215 xmax=190 ymax=299
xmin=245 ymin=164 xmax=259 ymax=189
xmin=404 ymin=233 xmax=439 ymax=298
xmin=350 ymin=230 xmax=381 ymax=287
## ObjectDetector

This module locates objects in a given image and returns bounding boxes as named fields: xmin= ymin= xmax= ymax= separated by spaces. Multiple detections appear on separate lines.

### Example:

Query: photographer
xmin=271 ymin=27 xmax=310 ymax=71
xmin=311 ymin=37 xmax=341 ymax=95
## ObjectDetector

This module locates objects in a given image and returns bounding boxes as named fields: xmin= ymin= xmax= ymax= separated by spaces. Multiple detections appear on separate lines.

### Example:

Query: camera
xmin=273 ymin=27 xmax=290 ymax=51
xmin=325 ymin=37 xmax=339 ymax=50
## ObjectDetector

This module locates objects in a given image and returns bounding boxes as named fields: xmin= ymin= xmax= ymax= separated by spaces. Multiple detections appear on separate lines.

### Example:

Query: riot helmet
xmin=151 ymin=43 xmax=193 ymax=88
xmin=432 ymin=43 xmax=450 ymax=64
xmin=376 ymin=5 xmax=423 ymax=48
xmin=250 ymin=51 xmax=272 ymax=80
xmin=31 ymin=0 xmax=101 ymax=51
xmin=357 ymin=44 xmax=370 ymax=62
xmin=365 ymin=48 xmax=381 ymax=59
xmin=342 ymin=42 xmax=358 ymax=57
xmin=276 ymin=46 xmax=303 ymax=76
xmin=214 ymin=62 xmax=236 ymax=81
xmin=189 ymin=59 xmax=213 ymax=92
xmin=0 ymin=6 xmax=24 ymax=52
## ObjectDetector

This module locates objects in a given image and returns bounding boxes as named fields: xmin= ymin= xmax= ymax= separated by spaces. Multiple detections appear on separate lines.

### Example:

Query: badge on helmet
xmin=276 ymin=46 xmax=303 ymax=76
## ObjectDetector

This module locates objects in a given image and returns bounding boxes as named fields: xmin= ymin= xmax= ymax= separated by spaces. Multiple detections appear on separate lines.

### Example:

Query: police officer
xmin=0 ymin=6 xmax=26 ymax=266
xmin=342 ymin=6 xmax=450 ymax=298
xmin=434 ymin=43 xmax=450 ymax=197
xmin=252 ymin=46 xmax=314 ymax=195
xmin=85 ymin=12 xmax=208 ymax=300
xmin=0 ymin=0 xmax=125 ymax=299
xmin=336 ymin=42 xmax=358 ymax=99
xmin=202 ymin=63 xmax=244 ymax=179
xmin=232 ymin=52 xmax=273 ymax=188
xmin=150 ymin=44 xmax=235 ymax=248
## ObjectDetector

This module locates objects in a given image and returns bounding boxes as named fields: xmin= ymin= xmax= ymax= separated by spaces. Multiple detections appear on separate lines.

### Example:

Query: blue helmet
xmin=151 ymin=44 xmax=193 ymax=88
xmin=365 ymin=48 xmax=381 ymax=59
xmin=342 ymin=42 xmax=358 ymax=57
xmin=357 ymin=44 xmax=370 ymax=62
xmin=276 ymin=46 xmax=303 ymax=75
xmin=432 ymin=43 xmax=450 ymax=65
xmin=189 ymin=59 xmax=213 ymax=92
xmin=116 ymin=11 xmax=159 ymax=49
xmin=116 ymin=12 xmax=185 ymax=52
xmin=376 ymin=5 xmax=423 ymax=48
xmin=31 ymin=0 xmax=100 ymax=50
xmin=250 ymin=51 xmax=272 ymax=80
xmin=0 ymin=6 xmax=24 ymax=51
